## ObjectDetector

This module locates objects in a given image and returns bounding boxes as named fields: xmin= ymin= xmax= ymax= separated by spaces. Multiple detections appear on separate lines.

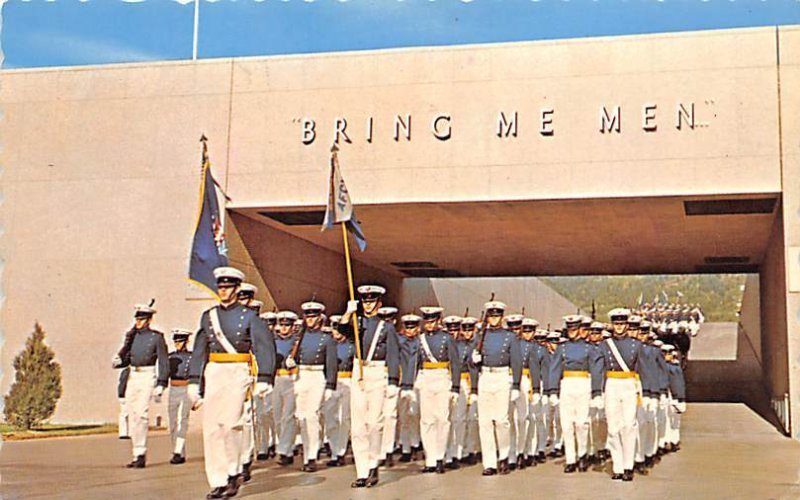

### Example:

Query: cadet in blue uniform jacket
xmin=166 ymin=329 xmax=194 ymax=465
xmin=272 ymin=311 xmax=299 ymax=465
xmin=287 ymin=301 xmax=338 ymax=472
xmin=112 ymin=302 xmax=169 ymax=469
xmin=664 ymin=346 xmax=686 ymax=451
xmin=186 ymin=267 xmax=276 ymax=499
xmin=527 ymin=328 xmax=551 ymax=464
xmin=323 ymin=315 xmax=356 ymax=467
xmin=470 ymin=300 xmax=523 ymax=476
xmin=447 ymin=316 xmax=480 ymax=467
xmin=398 ymin=314 xmax=422 ymax=463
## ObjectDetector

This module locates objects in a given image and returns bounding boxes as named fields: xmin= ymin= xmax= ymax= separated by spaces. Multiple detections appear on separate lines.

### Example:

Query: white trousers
xmin=637 ymin=396 xmax=657 ymax=460
xmin=118 ymin=399 xmax=129 ymax=438
xmin=547 ymin=400 xmax=563 ymax=450
xmin=667 ymin=401 xmax=681 ymax=445
xmin=590 ymin=407 xmax=607 ymax=456
xmin=273 ymin=374 xmax=297 ymax=457
xmin=168 ymin=385 xmax=191 ymax=456
xmin=294 ymin=369 xmax=326 ymax=464
xmin=605 ymin=378 xmax=639 ymax=474
xmin=381 ymin=378 xmax=400 ymax=457
xmin=126 ymin=368 xmax=156 ymax=458
xmin=322 ymin=377 xmax=352 ymax=458
xmin=418 ymin=369 xmax=451 ymax=466
xmin=350 ymin=363 xmax=387 ymax=479
xmin=509 ymin=374 xmax=530 ymax=461
xmin=478 ymin=370 xmax=511 ymax=469
xmin=657 ymin=395 xmax=669 ymax=448
xmin=560 ymin=377 xmax=591 ymax=465
xmin=202 ymin=362 xmax=250 ymax=488
xmin=447 ymin=376 xmax=477 ymax=460
xmin=239 ymin=398 xmax=254 ymax=469
xmin=528 ymin=396 xmax=548 ymax=455
xmin=399 ymin=387 xmax=421 ymax=453
xmin=255 ymin=392 xmax=275 ymax=454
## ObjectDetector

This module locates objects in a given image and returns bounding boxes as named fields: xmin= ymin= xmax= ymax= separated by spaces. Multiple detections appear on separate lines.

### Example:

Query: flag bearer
xmin=187 ymin=267 xmax=276 ymax=499
xmin=112 ymin=302 xmax=169 ymax=469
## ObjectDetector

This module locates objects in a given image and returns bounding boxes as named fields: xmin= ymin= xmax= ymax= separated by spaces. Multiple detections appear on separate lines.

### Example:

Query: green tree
xmin=4 ymin=322 xmax=62 ymax=430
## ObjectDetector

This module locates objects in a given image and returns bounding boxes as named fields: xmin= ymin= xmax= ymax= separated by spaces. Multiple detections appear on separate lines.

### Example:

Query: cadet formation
xmin=113 ymin=267 xmax=692 ymax=498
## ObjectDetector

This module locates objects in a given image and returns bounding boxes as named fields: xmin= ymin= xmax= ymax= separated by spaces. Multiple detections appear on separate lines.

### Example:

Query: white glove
xmin=660 ymin=394 xmax=668 ymax=406
xmin=592 ymin=395 xmax=604 ymax=410
xmin=284 ymin=357 xmax=297 ymax=369
xmin=256 ymin=382 xmax=273 ymax=397
xmin=530 ymin=392 xmax=542 ymax=406
xmin=152 ymin=385 xmax=164 ymax=403
xmin=450 ymin=392 xmax=460 ymax=404
xmin=468 ymin=393 xmax=478 ymax=406
xmin=193 ymin=398 xmax=204 ymax=410
xmin=112 ymin=355 xmax=123 ymax=368
xmin=323 ymin=388 xmax=335 ymax=402
xmin=471 ymin=351 xmax=482 ymax=364
xmin=510 ymin=389 xmax=521 ymax=402
xmin=673 ymin=401 xmax=687 ymax=414
xmin=345 ymin=300 xmax=359 ymax=316
xmin=386 ymin=384 xmax=400 ymax=398
xmin=118 ymin=398 xmax=126 ymax=405
xmin=549 ymin=394 xmax=560 ymax=406
xmin=541 ymin=395 xmax=549 ymax=407
xmin=188 ymin=384 xmax=202 ymax=408
xmin=400 ymin=389 xmax=414 ymax=401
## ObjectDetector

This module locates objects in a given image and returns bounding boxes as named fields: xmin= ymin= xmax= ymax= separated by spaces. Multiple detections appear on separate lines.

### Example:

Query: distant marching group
xmin=112 ymin=267 xmax=692 ymax=498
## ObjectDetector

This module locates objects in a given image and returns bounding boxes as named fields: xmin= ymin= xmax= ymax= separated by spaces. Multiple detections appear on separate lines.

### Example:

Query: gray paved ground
xmin=2 ymin=402 xmax=799 ymax=499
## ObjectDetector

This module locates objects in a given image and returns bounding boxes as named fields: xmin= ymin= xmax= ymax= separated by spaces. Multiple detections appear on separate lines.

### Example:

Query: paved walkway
xmin=2 ymin=403 xmax=799 ymax=499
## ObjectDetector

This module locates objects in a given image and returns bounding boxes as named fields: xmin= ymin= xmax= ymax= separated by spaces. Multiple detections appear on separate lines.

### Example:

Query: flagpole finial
xmin=200 ymin=134 xmax=208 ymax=143
xmin=331 ymin=143 xmax=339 ymax=153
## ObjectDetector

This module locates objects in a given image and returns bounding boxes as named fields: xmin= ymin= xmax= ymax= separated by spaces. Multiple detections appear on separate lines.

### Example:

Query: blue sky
xmin=2 ymin=0 xmax=800 ymax=69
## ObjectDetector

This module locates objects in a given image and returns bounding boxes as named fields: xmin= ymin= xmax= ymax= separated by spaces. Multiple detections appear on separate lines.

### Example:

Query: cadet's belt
xmin=170 ymin=379 xmax=189 ymax=387
xmin=461 ymin=373 xmax=470 ymax=380
xmin=482 ymin=366 xmax=509 ymax=373
xmin=338 ymin=371 xmax=352 ymax=379
xmin=522 ymin=368 xmax=530 ymax=376
xmin=606 ymin=371 xmax=637 ymax=379
xmin=422 ymin=361 xmax=449 ymax=370
xmin=299 ymin=364 xmax=325 ymax=371
xmin=277 ymin=368 xmax=298 ymax=376
xmin=130 ymin=365 xmax=156 ymax=373
xmin=563 ymin=370 xmax=590 ymax=378
xmin=209 ymin=353 xmax=252 ymax=363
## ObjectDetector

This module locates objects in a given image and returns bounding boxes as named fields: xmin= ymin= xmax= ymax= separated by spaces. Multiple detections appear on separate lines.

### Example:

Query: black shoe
xmin=564 ymin=463 xmax=577 ymax=474
xmin=170 ymin=453 xmax=185 ymax=465
xmin=578 ymin=455 xmax=589 ymax=472
xmin=644 ymin=456 xmax=654 ymax=468
xmin=672 ymin=442 xmax=681 ymax=452
xmin=301 ymin=460 xmax=317 ymax=473
xmin=517 ymin=454 xmax=526 ymax=470
xmin=119 ymin=435 xmax=131 ymax=440
xmin=508 ymin=461 xmax=517 ymax=471
xmin=623 ymin=469 xmax=634 ymax=482
xmin=399 ymin=453 xmax=412 ymax=463
xmin=267 ymin=445 xmax=276 ymax=459
xmin=462 ymin=454 xmax=476 ymax=465
xmin=611 ymin=473 xmax=624 ymax=480
xmin=126 ymin=455 xmax=146 ymax=469
xmin=525 ymin=455 xmax=535 ymax=467
xmin=482 ymin=467 xmax=497 ymax=476
xmin=223 ymin=475 xmax=240 ymax=497
xmin=634 ymin=462 xmax=648 ymax=475
xmin=242 ymin=461 xmax=252 ymax=482
xmin=536 ymin=452 xmax=546 ymax=464
xmin=366 ymin=467 xmax=379 ymax=487
xmin=446 ymin=460 xmax=460 ymax=470
xmin=498 ymin=459 xmax=510 ymax=475
xmin=278 ymin=454 xmax=293 ymax=466
xmin=436 ymin=460 xmax=446 ymax=474
xmin=421 ymin=465 xmax=436 ymax=473
xmin=555 ymin=446 xmax=565 ymax=458
xmin=207 ymin=486 xmax=227 ymax=499
xmin=384 ymin=453 xmax=394 ymax=468
xmin=351 ymin=478 xmax=368 ymax=488
xmin=322 ymin=442 xmax=332 ymax=457
xmin=657 ymin=447 xmax=666 ymax=457
xmin=257 ymin=453 xmax=269 ymax=461
xmin=327 ymin=456 xmax=343 ymax=467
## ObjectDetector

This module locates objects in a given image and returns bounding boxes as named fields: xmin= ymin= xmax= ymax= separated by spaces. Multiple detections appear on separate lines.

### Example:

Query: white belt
xmin=130 ymin=365 xmax=156 ymax=373
xmin=482 ymin=366 xmax=508 ymax=373
xmin=299 ymin=364 xmax=325 ymax=371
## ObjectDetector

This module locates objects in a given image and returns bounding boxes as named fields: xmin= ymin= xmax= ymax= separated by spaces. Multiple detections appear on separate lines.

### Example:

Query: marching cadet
xmin=398 ymin=314 xmax=422 ymax=463
xmin=261 ymin=311 xmax=278 ymax=332
xmin=378 ymin=306 xmax=400 ymax=467
xmin=600 ymin=308 xmax=644 ymax=482
xmin=505 ymin=313 xmax=528 ymax=470
xmin=339 ymin=285 xmax=401 ymax=488
xmin=587 ymin=322 xmax=609 ymax=465
xmin=518 ymin=317 xmax=541 ymax=467
xmin=415 ymin=306 xmax=461 ymax=474
xmin=544 ymin=330 xmax=564 ymax=458
xmin=187 ymin=267 xmax=276 ymax=499
xmin=117 ymin=367 xmax=130 ymax=439
xmin=323 ymin=315 xmax=355 ymax=467
xmin=446 ymin=315 xmax=480 ymax=468
xmin=256 ymin=311 xmax=279 ymax=461
xmin=634 ymin=320 xmax=661 ymax=473
xmin=664 ymin=345 xmax=687 ymax=451
xmin=112 ymin=302 xmax=169 ymax=469
xmin=237 ymin=284 xmax=261 ymax=479
xmin=167 ymin=328 xmax=194 ymax=465
xmin=470 ymin=300 xmax=523 ymax=476
xmin=285 ymin=301 xmax=338 ymax=472
xmin=273 ymin=311 xmax=299 ymax=466
xmin=527 ymin=328 xmax=551 ymax=465
xmin=548 ymin=315 xmax=604 ymax=473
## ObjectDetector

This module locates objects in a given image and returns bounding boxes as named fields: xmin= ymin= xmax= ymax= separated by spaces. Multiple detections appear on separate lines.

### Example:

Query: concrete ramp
xmin=688 ymin=322 xmax=739 ymax=361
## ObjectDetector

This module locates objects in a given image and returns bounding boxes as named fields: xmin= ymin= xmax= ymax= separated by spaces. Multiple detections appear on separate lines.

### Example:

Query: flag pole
xmin=341 ymin=221 xmax=364 ymax=381
xmin=192 ymin=0 xmax=200 ymax=61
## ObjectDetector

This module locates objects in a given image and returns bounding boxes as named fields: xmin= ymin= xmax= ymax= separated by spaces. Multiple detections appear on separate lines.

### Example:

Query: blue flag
xmin=189 ymin=137 xmax=229 ymax=297
xmin=322 ymin=145 xmax=367 ymax=251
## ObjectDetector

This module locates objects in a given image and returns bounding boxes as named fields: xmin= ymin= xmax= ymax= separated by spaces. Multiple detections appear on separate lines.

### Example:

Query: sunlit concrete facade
xmin=2 ymin=26 xmax=800 ymax=430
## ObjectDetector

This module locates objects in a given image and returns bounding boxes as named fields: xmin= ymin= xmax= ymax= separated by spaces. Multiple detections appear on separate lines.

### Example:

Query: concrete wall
xmin=740 ymin=274 xmax=762 ymax=363
xmin=760 ymin=215 xmax=789 ymax=406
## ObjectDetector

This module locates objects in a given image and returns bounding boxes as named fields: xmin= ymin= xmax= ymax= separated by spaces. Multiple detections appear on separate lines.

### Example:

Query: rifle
xmin=289 ymin=299 xmax=315 ymax=361
xmin=591 ymin=300 xmax=596 ymax=321
xmin=476 ymin=292 xmax=495 ymax=355
xmin=464 ymin=307 xmax=470 ymax=318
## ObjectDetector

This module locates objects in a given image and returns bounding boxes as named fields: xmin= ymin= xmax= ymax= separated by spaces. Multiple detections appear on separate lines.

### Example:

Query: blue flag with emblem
xmin=322 ymin=145 xmax=367 ymax=251
xmin=189 ymin=136 xmax=229 ymax=296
